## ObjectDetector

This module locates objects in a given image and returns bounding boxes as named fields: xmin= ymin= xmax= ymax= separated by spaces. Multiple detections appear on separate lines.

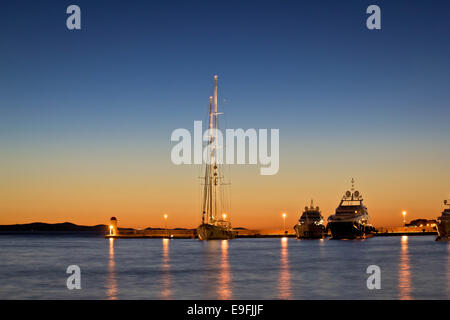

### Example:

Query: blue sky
xmin=2 ymin=1 xmax=450 ymax=138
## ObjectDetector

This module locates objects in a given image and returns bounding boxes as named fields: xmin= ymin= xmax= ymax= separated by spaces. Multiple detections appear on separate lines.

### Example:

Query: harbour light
xmin=109 ymin=217 xmax=118 ymax=236
xmin=163 ymin=214 xmax=168 ymax=235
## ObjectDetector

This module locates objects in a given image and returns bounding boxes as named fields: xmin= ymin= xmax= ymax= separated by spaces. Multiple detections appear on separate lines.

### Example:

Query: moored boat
xmin=327 ymin=179 xmax=375 ymax=239
xmin=196 ymin=76 xmax=237 ymax=240
xmin=436 ymin=198 xmax=450 ymax=241
xmin=294 ymin=200 xmax=326 ymax=239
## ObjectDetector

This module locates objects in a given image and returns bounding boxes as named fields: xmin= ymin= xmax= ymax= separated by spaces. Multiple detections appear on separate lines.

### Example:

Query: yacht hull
xmin=294 ymin=224 xmax=325 ymax=239
xmin=328 ymin=222 xmax=374 ymax=240
xmin=436 ymin=220 xmax=450 ymax=241
xmin=197 ymin=224 xmax=237 ymax=240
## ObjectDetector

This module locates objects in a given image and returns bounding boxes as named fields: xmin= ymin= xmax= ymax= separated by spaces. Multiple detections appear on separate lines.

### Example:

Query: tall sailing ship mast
xmin=197 ymin=75 xmax=236 ymax=240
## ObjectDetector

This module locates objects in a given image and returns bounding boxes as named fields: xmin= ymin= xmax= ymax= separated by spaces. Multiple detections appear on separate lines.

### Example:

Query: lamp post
xmin=402 ymin=211 xmax=407 ymax=227
xmin=282 ymin=212 xmax=287 ymax=234
xmin=164 ymin=214 xmax=168 ymax=237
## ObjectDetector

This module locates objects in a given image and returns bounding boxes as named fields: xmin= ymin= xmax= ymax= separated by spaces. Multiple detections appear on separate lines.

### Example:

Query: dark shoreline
xmin=0 ymin=222 xmax=438 ymax=238
xmin=0 ymin=222 xmax=107 ymax=232
xmin=0 ymin=231 xmax=107 ymax=236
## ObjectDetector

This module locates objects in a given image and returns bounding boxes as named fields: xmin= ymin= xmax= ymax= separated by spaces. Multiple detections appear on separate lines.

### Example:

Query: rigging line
xmin=219 ymin=94 xmax=231 ymax=222
xmin=199 ymin=100 xmax=211 ymax=223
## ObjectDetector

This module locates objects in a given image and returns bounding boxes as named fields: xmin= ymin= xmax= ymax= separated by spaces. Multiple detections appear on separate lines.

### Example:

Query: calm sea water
xmin=0 ymin=234 xmax=449 ymax=299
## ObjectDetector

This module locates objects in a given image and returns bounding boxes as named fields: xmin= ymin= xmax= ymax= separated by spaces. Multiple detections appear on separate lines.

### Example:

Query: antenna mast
xmin=351 ymin=178 xmax=355 ymax=200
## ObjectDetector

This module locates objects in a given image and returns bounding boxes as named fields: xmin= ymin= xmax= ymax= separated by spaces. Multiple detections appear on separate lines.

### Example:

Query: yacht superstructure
xmin=436 ymin=198 xmax=450 ymax=241
xmin=294 ymin=200 xmax=326 ymax=239
xmin=327 ymin=179 xmax=375 ymax=239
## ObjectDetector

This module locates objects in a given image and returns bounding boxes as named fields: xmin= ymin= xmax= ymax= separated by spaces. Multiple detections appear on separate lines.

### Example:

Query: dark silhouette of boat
xmin=327 ymin=179 xmax=376 ymax=239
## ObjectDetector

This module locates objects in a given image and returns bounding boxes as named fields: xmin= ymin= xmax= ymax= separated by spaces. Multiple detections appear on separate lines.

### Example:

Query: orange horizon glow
xmin=0 ymin=204 xmax=442 ymax=230
xmin=0 ymin=194 xmax=445 ymax=230
xmin=1 ymin=151 xmax=449 ymax=229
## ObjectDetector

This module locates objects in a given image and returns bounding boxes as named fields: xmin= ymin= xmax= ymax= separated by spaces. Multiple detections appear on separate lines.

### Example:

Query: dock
xmin=374 ymin=226 xmax=437 ymax=236
xmin=106 ymin=228 xmax=197 ymax=239
xmin=105 ymin=226 xmax=437 ymax=239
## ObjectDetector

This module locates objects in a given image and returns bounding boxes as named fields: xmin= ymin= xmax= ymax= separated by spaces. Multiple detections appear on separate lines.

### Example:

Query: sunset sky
xmin=1 ymin=1 xmax=450 ymax=229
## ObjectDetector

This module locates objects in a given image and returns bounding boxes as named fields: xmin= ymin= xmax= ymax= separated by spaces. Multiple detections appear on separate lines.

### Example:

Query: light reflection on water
xmin=278 ymin=237 xmax=291 ymax=299
xmin=218 ymin=240 xmax=232 ymax=300
xmin=107 ymin=238 xmax=117 ymax=300
xmin=398 ymin=235 xmax=411 ymax=300
xmin=0 ymin=235 xmax=449 ymax=299
xmin=161 ymin=238 xmax=172 ymax=299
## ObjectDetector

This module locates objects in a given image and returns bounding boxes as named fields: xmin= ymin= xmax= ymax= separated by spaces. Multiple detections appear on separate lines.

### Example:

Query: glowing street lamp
xmin=163 ymin=214 xmax=169 ymax=238
xmin=222 ymin=213 xmax=227 ymax=220
xmin=402 ymin=211 xmax=407 ymax=227
xmin=282 ymin=212 xmax=287 ymax=234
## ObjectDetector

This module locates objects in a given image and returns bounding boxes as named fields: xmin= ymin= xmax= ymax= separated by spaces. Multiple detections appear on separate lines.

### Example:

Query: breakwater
xmin=105 ymin=226 xmax=437 ymax=239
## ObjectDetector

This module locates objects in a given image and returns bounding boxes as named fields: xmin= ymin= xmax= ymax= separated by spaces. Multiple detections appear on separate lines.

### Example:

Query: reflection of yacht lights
xmin=401 ymin=235 xmax=408 ymax=242
xmin=222 ymin=213 xmax=227 ymax=220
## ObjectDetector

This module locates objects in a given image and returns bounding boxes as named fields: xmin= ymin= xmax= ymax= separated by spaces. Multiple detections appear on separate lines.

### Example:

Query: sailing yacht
xmin=327 ymin=179 xmax=375 ymax=239
xmin=197 ymin=76 xmax=237 ymax=240
xmin=436 ymin=198 xmax=450 ymax=241
xmin=294 ymin=200 xmax=326 ymax=239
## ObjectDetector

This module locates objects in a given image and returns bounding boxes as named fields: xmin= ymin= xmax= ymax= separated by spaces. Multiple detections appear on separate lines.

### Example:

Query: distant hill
xmin=0 ymin=223 xmax=242 ymax=232
xmin=406 ymin=219 xmax=437 ymax=227
xmin=0 ymin=222 xmax=108 ymax=232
